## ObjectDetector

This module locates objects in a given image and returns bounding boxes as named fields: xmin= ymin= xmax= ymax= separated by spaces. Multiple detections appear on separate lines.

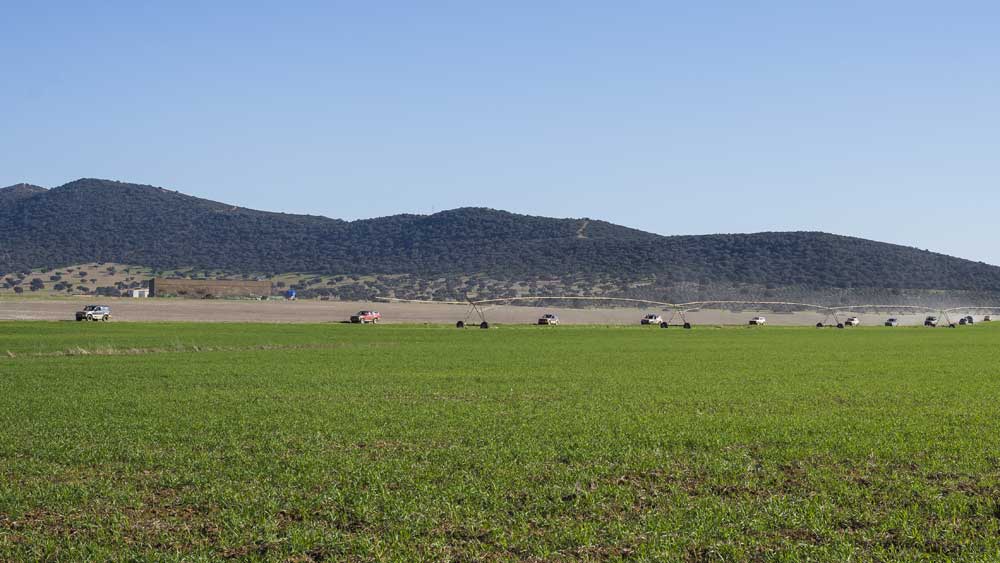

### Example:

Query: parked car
xmin=350 ymin=310 xmax=381 ymax=324
xmin=885 ymin=318 xmax=899 ymax=327
xmin=749 ymin=316 xmax=767 ymax=326
xmin=959 ymin=317 xmax=969 ymax=325
xmin=924 ymin=316 xmax=939 ymax=327
xmin=966 ymin=315 xmax=975 ymax=325
xmin=538 ymin=313 xmax=560 ymax=326
xmin=985 ymin=315 xmax=993 ymax=322
xmin=641 ymin=314 xmax=663 ymax=325
xmin=76 ymin=305 xmax=112 ymax=321
xmin=845 ymin=317 xmax=861 ymax=327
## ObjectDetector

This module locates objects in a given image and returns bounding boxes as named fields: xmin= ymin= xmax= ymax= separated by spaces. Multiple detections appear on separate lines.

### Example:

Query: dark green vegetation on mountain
xmin=0 ymin=183 xmax=46 ymax=206
xmin=2 ymin=178 xmax=999 ymax=293
xmin=3 ymin=322 xmax=1000 ymax=560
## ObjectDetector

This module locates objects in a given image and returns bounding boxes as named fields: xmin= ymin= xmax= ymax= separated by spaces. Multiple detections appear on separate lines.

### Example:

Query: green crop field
xmin=2 ymin=322 xmax=1000 ymax=562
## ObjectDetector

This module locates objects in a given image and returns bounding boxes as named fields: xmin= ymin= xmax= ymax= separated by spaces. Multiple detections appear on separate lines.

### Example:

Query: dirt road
xmin=0 ymin=298 xmax=954 ymax=327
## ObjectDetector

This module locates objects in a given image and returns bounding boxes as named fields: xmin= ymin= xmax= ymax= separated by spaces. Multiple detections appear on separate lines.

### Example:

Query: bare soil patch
xmin=0 ymin=298 xmax=938 ymax=326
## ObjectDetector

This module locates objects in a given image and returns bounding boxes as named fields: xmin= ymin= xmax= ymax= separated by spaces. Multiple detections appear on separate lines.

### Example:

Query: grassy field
xmin=2 ymin=322 xmax=1000 ymax=561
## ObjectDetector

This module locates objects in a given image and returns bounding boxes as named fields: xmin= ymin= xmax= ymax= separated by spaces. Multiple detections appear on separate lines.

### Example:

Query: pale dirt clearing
xmin=0 ymin=298 xmax=953 ymax=327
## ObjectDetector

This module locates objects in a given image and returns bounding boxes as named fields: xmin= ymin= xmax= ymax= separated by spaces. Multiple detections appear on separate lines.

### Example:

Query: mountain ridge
xmin=1 ymin=178 xmax=998 ymax=294
xmin=0 ymin=183 xmax=47 ymax=205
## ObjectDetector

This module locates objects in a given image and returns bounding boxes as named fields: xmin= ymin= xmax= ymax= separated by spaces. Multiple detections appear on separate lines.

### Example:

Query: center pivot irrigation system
xmin=379 ymin=296 xmax=1000 ymax=329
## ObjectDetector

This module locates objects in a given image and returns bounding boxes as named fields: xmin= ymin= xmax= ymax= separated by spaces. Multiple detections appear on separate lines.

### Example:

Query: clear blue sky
xmin=3 ymin=1 xmax=998 ymax=264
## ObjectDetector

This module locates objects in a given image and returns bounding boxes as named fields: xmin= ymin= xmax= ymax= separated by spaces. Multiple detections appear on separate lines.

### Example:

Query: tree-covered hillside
xmin=2 ymin=178 xmax=999 ymax=292
xmin=0 ymin=183 xmax=47 ymax=206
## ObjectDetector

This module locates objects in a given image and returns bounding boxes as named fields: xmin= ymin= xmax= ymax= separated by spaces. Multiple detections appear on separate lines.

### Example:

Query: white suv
xmin=538 ymin=313 xmax=560 ymax=326
xmin=749 ymin=316 xmax=767 ymax=326
xmin=641 ymin=314 xmax=663 ymax=325
xmin=845 ymin=317 xmax=861 ymax=327
xmin=76 ymin=305 xmax=112 ymax=321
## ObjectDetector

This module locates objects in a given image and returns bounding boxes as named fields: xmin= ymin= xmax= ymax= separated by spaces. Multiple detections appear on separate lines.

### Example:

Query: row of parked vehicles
xmin=344 ymin=310 xmax=997 ymax=327
xmin=885 ymin=315 xmax=990 ymax=327
xmin=836 ymin=315 xmax=990 ymax=328
xmin=923 ymin=315 xmax=988 ymax=327
xmin=348 ymin=311 xmax=991 ymax=328
xmin=74 ymin=306 xmax=995 ymax=327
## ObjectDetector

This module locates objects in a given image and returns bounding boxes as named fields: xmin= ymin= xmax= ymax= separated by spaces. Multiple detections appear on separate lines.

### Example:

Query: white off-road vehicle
xmin=641 ymin=314 xmax=663 ymax=325
xmin=538 ymin=313 xmax=560 ymax=326
xmin=844 ymin=317 xmax=861 ymax=327
xmin=76 ymin=305 xmax=112 ymax=321
xmin=749 ymin=316 xmax=767 ymax=326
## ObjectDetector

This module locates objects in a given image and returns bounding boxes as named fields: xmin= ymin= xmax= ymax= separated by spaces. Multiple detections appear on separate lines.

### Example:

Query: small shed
xmin=130 ymin=288 xmax=150 ymax=298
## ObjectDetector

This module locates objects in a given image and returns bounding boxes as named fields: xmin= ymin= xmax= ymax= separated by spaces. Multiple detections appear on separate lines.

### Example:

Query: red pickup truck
xmin=350 ymin=310 xmax=382 ymax=324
